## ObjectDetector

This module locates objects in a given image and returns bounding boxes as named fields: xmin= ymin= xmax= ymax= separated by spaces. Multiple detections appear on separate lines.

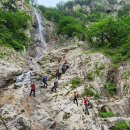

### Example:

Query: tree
xmin=3 ymin=0 xmax=17 ymax=12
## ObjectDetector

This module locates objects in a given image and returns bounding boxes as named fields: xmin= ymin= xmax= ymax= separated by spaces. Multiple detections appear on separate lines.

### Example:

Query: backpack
xmin=43 ymin=77 xmax=47 ymax=82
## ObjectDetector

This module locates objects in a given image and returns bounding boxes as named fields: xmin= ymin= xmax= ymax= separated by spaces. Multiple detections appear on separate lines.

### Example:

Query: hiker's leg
xmin=33 ymin=90 xmax=36 ymax=97
xmin=54 ymin=86 xmax=57 ymax=92
xmin=46 ymin=83 xmax=48 ymax=88
xmin=51 ymin=87 xmax=54 ymax=92
xmin=73 ymin=98 xmax=76 ymax=103
xmin=43 ymin=82 xmax=45 ymax=87
xmin=85 ymin=106 xmax=89 ymax=115
xmin=30 ymin=90 xmax=32 ymax=96
xmin=76 ymin=98 xmax=78 ymax=106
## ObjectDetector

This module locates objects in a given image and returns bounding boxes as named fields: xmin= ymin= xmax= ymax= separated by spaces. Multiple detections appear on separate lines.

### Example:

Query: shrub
xmin=39 ymin=6 xmax=62 ymax=23
xmin=87 ymin=16 xmax=130 ymax=63
xmin=94 ymin=93 xmax=100 ymax=99
xmin=87 ymin=72 xmax=94 ymax=81
xmin=83 ymin=87 xmax=100 ymax=99
xmin=105 ymin=82 xmax=116 ymax=96
xmin=57 ymin=16 xmax=83 ymax=37
xmin=0 ymin=11 xmax=31 ymax=51
xmin=84 ymin=88 xmax=95 ymax=96
xmin=114 ymin=122 xmax=130 ymax=130
xmin=99 ymin=112 xmax=114 ymax=118
xmin=71 ymin=77 xmax=82 ymax=88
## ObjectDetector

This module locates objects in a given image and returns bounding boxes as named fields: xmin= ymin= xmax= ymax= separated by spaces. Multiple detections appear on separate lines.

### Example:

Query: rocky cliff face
xmin=65 ymin=0 xmax=130 ymax=15
xmin=0 ymin=43 xmax=130 ymax=130
xmin=0 ymin=0 xmax=130 ymax=130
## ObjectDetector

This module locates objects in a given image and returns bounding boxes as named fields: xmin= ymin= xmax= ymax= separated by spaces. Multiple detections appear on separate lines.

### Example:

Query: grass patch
xmin=83 ymin=87 xmax=101 ymax=99
xmin=94 ymin=93 xmax=101 ymax=99
xmin=122 ymin=71 xmax=130 ymax=79
xmin=71 ymin=77 xmax=82 ymax=89
xmin=114 ymin=122 xmax=130 ymax=130
xmin=0 ymin=52 xmax=6 ymax=59
xmin=105 ymin=82 xmax=116 ymax=96
xmin=87 ymin=72 xmax=95 ymax=81
xmin=99 ymin=112 xmax=114 ymax=118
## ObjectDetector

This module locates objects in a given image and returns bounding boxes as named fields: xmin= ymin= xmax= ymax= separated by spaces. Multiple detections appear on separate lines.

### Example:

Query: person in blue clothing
xmin=43 ymin=76 xmax=48 ymax=88
xmin=61 ymin=60 xmax=69 ymax=74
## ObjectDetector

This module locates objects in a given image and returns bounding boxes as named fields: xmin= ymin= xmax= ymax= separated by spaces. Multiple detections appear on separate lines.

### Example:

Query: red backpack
xmin=31 ymin=83 xmax=35 ymax=91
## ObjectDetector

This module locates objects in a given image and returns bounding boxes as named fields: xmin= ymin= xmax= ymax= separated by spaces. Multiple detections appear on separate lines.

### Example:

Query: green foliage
xmin=0 ymin=10 xmax=31 ymax=51
xmin=39 ymin=0 xmax=130 ymax=63
xmin=84 ymin=88 xmax=95 ymax=96
xmin=39 ymin=5 xmax=84 ymax=38
xmin=25 ymin=0 xmax=30 ymax=5
xmin=3 ymin=0 xmax=17 ymax=12
xmin=83 ymin=87 xmax=100 ymax=99
xmin=87 ymin=72 xmax=94 ymax=81
xmin=57 ymin=16 xmax=83 ymax=37
xmin=122 ymin=72 xmax=130 ymax=79
xmin=71 ymin=77 xmax=82 ymax=88
xmin=87 ymin=16 xmax=130 ymax=63
xmin=99 ymin=112 xmax=114 ymax=118
xmin=105 ymin=82 xmax=116 ymax=96
xmin=39 ymin=6 xmax=62 ymax=23
xmin=118 ymin=5 xmax=130 ymax=17
xmin=94 ymin=93 xmax=100 ymax=99
xmin=114 ymin=122 xmax=130 ymax=130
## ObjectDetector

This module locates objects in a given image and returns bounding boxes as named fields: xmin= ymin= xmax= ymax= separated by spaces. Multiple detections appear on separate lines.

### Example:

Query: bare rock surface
xmin=0 ymin=45 xmax=130 ymax=130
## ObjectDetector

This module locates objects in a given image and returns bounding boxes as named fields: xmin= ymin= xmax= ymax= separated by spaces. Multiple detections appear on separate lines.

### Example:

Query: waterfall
xmin=16 ymin=8 xmax=47 ymax=85
xmin=34 ymin=8 xmax=47 ymax=59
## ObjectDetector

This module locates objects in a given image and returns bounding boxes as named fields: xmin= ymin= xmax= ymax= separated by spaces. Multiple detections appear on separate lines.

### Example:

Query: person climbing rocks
xmin=83 ymin=97 xmax=89 ymax=115
xmin=61 ymin=60 xmax=69 ymax=74
xmin=30 ymin=81 xmax=36 ymax=97
xmin=43 ymin=76 xmax=48 ymax=88
xmin=73 ymin=91 xmax=78 ymax=106
xmin=51 ymin=79 xmax=58 ymax=92
xmin=55 ymin=68 xmax=61 ymax=79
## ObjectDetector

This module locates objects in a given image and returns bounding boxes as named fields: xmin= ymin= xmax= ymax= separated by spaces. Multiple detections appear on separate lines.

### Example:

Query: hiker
xmin=61 ymin=60 xmax=69 ymax=74
xmin=30 ymin=81 xmax=36 ymax=97
xmin=83 ymin=97 xmax=89 ymax=115
xmin=73 ymin=91 xmax=78 ymax=106
xmin=55 ymin=68 xmax=61 ymax=79
xmin=51 ymin=79 xmax=58 ymax=92
xmin=61 ymin=64 xmax=66 ymax=74
xmin=43 ymin=76 xmax=48 ymax=88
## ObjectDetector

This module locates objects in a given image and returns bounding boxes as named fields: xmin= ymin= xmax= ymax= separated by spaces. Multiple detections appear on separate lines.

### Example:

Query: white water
xmin=34 ymin=8 xmax=47 ymax=60
xmin=17 ymin=8 xmax=47 ymax=85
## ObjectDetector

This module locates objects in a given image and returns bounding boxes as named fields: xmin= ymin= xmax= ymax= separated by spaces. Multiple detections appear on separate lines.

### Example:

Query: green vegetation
xmin=39 ymin=0 xmax=130 ymax=63
xmin=105 ymin=82 xmax=116 ymax=96
xmin=87 ymin=16 xmax=130 ymax=63
xmin=71 ymin=77 xmax=82 ymax=88
xmin=87 ymin=72 xmax=95 ymax=81
xmin=122 ymin=71 xmax=130 ymax=79
xmin=83 ymin=87 xmax=100 ymax=99
xmin=0 ymin=10 xmax=31 ymax=51
xmin=2 ymin=0 xmax=17 ymax=12
xmin=99 ymin=112 xmax=114 ymax=118
xmin=114 ymin=122 xmax=130 ymax=130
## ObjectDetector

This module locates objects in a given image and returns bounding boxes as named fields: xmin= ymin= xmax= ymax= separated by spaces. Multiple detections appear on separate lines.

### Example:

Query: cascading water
xmin=16 ymin=8 xmax=47 ymax=86
xmin=34 ymin=8 xmax=47 ymax=60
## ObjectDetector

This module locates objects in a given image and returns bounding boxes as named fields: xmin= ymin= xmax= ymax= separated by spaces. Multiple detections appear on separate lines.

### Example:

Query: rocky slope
xmin=0 ymin=0 xmax=130 ymax=130
xmin=0 ymin=43 xmax=130 ymax=130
